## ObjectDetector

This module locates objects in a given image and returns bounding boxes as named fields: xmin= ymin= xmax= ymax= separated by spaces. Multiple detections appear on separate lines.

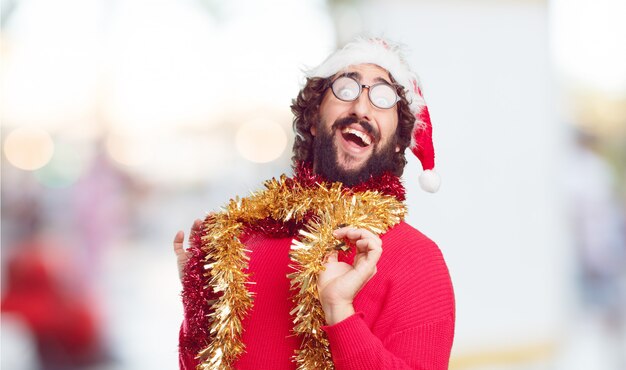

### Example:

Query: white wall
xmin=353 ymin=0 xmax=572 ymax=355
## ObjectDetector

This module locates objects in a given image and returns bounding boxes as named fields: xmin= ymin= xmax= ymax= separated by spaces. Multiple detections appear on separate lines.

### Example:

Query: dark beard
xmin=313 ymin=117 xmax=397 ymax=186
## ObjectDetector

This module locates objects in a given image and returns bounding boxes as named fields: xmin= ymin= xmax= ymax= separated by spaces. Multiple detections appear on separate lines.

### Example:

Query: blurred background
xmin=1 ymin=0 xmax=625 ymax=369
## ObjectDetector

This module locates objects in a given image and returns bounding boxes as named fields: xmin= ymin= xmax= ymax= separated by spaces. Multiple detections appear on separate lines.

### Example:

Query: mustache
xmin=331 ymin=117 xmax=381 ymax=142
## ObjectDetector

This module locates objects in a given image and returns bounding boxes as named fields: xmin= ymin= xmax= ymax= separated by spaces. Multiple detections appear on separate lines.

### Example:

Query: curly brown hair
xmin=290 ymin=76 xmax=416 ymax=177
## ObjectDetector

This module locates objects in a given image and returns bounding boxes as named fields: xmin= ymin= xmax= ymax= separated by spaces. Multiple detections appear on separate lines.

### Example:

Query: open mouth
xmin=340 ymin=127 xmax=373 ymax=148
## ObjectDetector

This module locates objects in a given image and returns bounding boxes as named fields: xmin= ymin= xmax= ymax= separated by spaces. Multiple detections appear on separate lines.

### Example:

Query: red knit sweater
xmin=179 ymin=221 xmax=455 ymax=369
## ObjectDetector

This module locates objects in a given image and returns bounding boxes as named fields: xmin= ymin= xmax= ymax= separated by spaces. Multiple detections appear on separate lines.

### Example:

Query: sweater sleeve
xmin=322 ymin=312 xmax=454 ymax=370
xmin=322 ymin=222 xmax=455 ymax=370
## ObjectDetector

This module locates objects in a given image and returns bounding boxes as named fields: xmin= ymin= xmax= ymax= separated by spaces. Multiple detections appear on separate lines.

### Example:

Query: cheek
xmin=312 ymin=94 xmax=332 ymax=137
xmin=318 ymin=92 xmax=346 ymax=125
xmin=380 ymin=114 xmax=399 ymax=144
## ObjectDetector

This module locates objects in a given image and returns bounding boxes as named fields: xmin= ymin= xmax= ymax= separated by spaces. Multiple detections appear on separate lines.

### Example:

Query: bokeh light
xmin=33 ymin=139 xmax=93 ymax=188
xmin=3 ymin=127 xmax=55 ymax=170
xmin=105 ymin=131 xmax=154 ymax=167
xmin=235 ymin=118 xmax=287 ymax=163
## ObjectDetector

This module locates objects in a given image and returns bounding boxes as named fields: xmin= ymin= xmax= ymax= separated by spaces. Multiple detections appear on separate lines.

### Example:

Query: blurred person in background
xmin=71 ymin=142 xmax=138 ymax=278
xmin=566 ymin=128 xmax=626 ymax=367
xmin=1 ymin=226 xmax=111 ymax=370
xmin=174 ymin=38 xmax=455 ymax=370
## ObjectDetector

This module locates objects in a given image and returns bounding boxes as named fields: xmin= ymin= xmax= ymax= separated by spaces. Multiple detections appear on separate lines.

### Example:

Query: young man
xmin=174 ymin=38 xmax=455 ymax=370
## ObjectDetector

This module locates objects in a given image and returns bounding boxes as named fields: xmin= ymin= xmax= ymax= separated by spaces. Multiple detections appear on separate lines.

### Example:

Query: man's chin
xmin=320 ymin=166 xmax=371 ymax=187
xmin=336 ymin=159 xmax=368 ymax=174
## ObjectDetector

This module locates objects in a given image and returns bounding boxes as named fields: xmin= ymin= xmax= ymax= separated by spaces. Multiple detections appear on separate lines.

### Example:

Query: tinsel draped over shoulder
xmin=181 ymin=163 xmax=407 ymax=370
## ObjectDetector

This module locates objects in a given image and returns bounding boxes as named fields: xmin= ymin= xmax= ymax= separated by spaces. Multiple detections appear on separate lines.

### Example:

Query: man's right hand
xmin=173 ymin=219 xmax=203 ymax=282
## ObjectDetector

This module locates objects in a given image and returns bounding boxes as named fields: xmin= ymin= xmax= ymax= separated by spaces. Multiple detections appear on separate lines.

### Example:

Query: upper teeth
xmin=341 ymin=128 xmax=372 ymax=145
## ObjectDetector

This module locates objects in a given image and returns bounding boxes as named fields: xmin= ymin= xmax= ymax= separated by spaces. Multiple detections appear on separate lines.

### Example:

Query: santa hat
xmin=306 ymin=37 xmax=440 ymax=193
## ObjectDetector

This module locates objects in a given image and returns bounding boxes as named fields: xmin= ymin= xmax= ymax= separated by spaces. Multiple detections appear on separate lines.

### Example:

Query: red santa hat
xmin=306 ymin=37 xmax=440 ymax=193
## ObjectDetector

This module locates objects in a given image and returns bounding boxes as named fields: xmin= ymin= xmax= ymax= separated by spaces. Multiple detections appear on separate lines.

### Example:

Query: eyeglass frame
xmin=329 ymin=74 xmax=401 ymax=109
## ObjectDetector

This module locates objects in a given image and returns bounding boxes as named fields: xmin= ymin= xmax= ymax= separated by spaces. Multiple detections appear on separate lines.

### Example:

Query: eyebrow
xmin=340 ymin=71 xmax=392 ymax=85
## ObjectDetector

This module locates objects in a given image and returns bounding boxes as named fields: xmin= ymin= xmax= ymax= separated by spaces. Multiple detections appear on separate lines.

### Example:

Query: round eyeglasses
xmin=330 ymin=75 xmax=399 ymax=109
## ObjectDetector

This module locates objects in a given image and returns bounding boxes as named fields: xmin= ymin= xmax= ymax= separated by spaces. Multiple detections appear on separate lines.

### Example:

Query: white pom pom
xmin=419 ymin=170 xmax=441 ymax=193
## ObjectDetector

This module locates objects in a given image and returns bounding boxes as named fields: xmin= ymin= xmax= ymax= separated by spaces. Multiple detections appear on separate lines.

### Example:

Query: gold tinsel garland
xmin=197 ymin=175 xmax=406 ymax=370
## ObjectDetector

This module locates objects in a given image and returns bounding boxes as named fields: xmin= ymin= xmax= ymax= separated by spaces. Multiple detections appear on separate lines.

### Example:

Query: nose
xmin=350 ymin=87 xmax=373 ymax=121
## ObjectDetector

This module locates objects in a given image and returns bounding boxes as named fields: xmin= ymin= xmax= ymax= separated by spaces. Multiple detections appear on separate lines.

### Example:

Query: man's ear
xmin=395 ymin=145 xmax=400 ymax=153
xmin=310 ymin=124 xmax=317 ymax=136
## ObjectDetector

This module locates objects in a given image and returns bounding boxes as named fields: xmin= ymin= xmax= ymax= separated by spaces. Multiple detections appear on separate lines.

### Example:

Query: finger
xmin=332 ymin=226 xmax=354 ymax=239
xmin=333 ymin=227 xmax=377 ymax=242
xmin=190 ymin=218 xmax=202 ymax=235
xmin=354 ymin=237 xmax=382 ymax=264
xmin=353 ymin=249 xmax=380 ymax=279
xmin=347 ymin=228 xmax=377 ymax=241
xmin=324 ymin=251 xmax=338 ymax=264
xmin=173 ymin=230 xmax=185 ymax=255
xmin=355 ymin=238 xmax=381 ymax=252
xmin=355 ymin=239 xmax=383 ymax=259
xmin=334 ymin=228 xmax=380 ymax=252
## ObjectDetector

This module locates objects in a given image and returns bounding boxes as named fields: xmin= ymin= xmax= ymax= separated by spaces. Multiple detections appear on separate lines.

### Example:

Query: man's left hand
xmin=317 ymin=227 xmax=382 ymax=325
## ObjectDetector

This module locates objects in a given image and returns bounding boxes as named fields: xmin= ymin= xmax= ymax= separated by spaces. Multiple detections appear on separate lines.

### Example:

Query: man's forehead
xmin=336 ymin=64 xmax=393 ymax=83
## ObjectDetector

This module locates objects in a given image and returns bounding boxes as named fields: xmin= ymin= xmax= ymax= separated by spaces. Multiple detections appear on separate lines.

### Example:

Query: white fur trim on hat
xmin=307 ymin=37 xmax=423 ymax=112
